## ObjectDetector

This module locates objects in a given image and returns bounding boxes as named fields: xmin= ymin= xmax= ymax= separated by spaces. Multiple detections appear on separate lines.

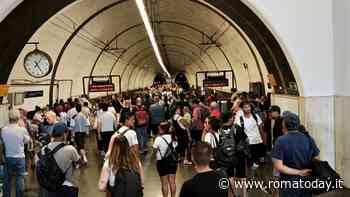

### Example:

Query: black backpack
xmin=233 ymin=125 xmax=250 ymax=158
xmin=160 ymin=137 xmax=178 ymax=168
xmin=215 ymin=127 xmax=238 ymax=168
xmin=36 ymin=143 xmax=67 ymax=192
xmin=109 ymin=168 xmax=143 ymax=197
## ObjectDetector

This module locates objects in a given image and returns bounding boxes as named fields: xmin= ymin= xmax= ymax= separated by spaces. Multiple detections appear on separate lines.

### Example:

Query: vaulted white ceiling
xmin=8 ymin=0 xmax=269 ymax=98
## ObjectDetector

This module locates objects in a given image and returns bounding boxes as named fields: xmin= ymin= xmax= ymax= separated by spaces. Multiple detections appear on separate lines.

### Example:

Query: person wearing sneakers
xmin=72 ymin=103 xmax=89 ymax=165
xmin=38 ymin=122 xmax=81 ymax=197
xmin=238 ymin=101 xmax=265 ymax=169
xmin=134 ymin=97 xmax=149 ymax=154
xmin=153 ymin=121 xmax=178 ymax=197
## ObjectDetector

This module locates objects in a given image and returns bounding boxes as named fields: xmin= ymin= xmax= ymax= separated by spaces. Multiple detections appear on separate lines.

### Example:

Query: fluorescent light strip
xmin=135 ymin=0 xmax=171 ymax=78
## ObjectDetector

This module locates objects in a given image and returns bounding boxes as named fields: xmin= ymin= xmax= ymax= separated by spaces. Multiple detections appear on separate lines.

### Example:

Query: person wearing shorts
xmin=153 ymin=122 xmax=177 ymax=197
xmin=97 ymin=103 xmax=116 ymax=154
xmin=72 ymin=104 xmax=89 ymax=165
xmin=220 ymin=111 xmax=249 ymax=197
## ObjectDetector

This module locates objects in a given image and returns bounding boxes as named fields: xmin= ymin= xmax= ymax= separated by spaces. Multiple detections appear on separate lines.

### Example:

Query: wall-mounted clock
xmin=23 ymin=49 xmax=53 ymax=78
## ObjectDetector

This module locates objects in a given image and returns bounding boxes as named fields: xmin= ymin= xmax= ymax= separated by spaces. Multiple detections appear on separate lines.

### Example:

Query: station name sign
xmin=203 ymin=76 xmax=229 ymax=87
xmin=88 ymin=84 xmax=115 ymax=92
xmin=24 ymin=90 xmax=44 ymax=98
xmin=88 ymin=78 xmax=115 ymax=92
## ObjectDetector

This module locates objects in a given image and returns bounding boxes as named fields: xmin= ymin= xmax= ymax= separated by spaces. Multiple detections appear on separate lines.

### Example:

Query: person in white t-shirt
xmin=203 ymin=117 xmax=221 ymax=170
xmin=153 ymin=121 xmax=178 ymax=197
xmin=108 ymin=106 xmax=116 ymax=117
xmin=238 ymin=102 xmax=265 ymax=168
xmin=97 ymin=103 xmax=116 ymax=154
xmin=67 ymin=104 xmax=78 ymax=128
xmin=107 ymin=112 xmax=139 ymax=157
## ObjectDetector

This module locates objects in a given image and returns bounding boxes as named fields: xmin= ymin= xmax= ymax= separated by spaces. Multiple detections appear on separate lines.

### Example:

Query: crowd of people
xmin=0 ymin=83 xmax=322 ymax=197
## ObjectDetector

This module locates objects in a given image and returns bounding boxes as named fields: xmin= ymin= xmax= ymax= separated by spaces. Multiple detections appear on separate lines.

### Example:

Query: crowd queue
xmin=0 ymin=83 xmax=322 ymax=197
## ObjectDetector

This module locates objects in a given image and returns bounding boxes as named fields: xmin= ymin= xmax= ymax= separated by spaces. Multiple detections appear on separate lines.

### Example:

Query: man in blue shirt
xmin=149 ymin=95 xmax=165 ymax=136
xmin=272 ymin=111 xmax=320 ymax=197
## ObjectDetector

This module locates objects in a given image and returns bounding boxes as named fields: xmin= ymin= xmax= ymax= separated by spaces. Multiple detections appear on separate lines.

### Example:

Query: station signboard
xmin=203 ymin=76 xmax=229 ymax=87
xmin=24 ymin=90 xmax=44 ymax=98
xmin=88 ymin=84 xmax=115 ymax=92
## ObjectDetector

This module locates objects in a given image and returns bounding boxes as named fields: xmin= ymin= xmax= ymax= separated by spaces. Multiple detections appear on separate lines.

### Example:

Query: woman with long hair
xmin=98 ymin=135 xmax=144 ymax=197
xmin=153 ymin=121 xmax=178 ymax=197
xmin=201 ymin=117 xmax=212 ymax=141
xmin=203 ymin=117 xmax=221 ymax=170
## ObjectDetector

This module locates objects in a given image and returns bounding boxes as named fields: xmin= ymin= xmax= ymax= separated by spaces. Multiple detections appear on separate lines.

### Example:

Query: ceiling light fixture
xmin=135 ymin=0 xmax=171 ymax=78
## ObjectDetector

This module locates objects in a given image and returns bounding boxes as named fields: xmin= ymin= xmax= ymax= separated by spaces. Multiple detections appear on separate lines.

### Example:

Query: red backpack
xmin=135 ymin=106 xmax=148 ymax=126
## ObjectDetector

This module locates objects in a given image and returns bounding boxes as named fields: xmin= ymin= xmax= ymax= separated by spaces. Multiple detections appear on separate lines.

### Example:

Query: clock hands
xmin=37 ymin=56 xmax=43 ymax=64
xmin=34 ymin=62 xmax=44 ymax=74
xmin=34 ymin=56 xmax=43 ymax=65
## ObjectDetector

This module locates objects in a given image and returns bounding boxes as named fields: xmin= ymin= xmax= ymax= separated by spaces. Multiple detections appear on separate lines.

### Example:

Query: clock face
xmin=24 ymin=49 xmax=53 ymax=78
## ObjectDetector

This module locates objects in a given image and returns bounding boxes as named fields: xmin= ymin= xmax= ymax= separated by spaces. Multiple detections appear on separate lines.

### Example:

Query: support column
xmin=302 ymin=96 xmax=335 ymax=167
xmin=334 ymin=96 xmax=350 ymax=187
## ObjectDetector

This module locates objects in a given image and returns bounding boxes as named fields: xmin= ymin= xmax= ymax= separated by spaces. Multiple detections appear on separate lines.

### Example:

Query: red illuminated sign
xmin=88 ymin=84 xmax=115 ymax=92
xmin=203 ymin=78 xmax=229 ymax=87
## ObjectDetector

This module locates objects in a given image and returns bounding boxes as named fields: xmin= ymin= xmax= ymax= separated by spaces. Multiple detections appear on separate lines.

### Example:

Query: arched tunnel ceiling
xmin=1 ymin=0 xmax=299 ymax=104
xmin=81 ymin=0 xmax=241 ymax=75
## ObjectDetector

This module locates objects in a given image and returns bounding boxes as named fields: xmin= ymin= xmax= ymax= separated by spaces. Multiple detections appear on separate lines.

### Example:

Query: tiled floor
xmin=23 ymin=135 xmax=349 ymax=197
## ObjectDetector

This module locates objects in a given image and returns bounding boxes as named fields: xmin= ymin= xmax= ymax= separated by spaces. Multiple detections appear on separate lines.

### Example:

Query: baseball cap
xmin=282 ymin=111 xmax=300 ymax=130
xmin=52 ymin=122 xmax=68 ymax=136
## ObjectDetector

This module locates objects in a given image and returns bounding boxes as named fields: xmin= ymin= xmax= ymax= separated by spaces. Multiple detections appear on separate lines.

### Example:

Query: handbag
xmin=302 ymin=131 xmax=343 ymax=195
xmin=310 ymin=160 xmax=342 ymax=195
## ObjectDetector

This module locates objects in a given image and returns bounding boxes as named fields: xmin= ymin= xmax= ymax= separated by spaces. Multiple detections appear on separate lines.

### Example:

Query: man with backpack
xmin=135 ymin=97 xmax=149 ymax=154
xmin=36 ymin=122 xmax=81 ymax=197
xmin=217 ymin=111 xmax=249 ymax=197
xmin=107 ymin=112 xmax=139 ymax=156
xmin=238 ymin=101 xmax=266 ymax=168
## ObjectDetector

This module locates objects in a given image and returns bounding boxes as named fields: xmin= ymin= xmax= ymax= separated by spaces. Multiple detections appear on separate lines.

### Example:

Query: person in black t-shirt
xmin=219 ymin=111 xmax=249 ymax=197
xmin=179 ymin=142 xmax=228 ymax=197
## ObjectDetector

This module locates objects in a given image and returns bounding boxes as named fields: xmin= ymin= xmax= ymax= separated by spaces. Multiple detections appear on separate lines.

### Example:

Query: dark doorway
xmin=175 ymin=72 xmax=190 ymax=89
xmin=153 ymin=73 xmax=167 ymax=86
